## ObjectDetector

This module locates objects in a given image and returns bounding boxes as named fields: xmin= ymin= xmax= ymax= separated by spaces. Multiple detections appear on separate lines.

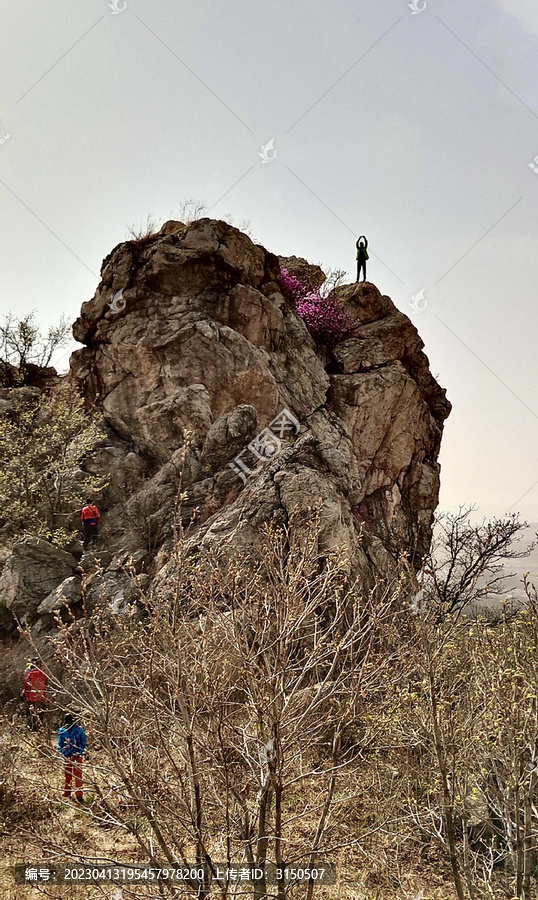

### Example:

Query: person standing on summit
xmin=356 ymin=236 xmax=369 ymax=282
xmin=80 ymin=498 xmax=101 ymax=551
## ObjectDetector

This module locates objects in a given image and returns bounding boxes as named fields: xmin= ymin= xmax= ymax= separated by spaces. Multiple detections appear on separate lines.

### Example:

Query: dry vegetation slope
xmin=3 ymin=221 xmax=536 ymax=899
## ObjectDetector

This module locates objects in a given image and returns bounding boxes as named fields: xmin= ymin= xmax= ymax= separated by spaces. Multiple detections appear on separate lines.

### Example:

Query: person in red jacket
xmin=22 ymin=658 xmax=48 ymax=730
xmin=80 ymin=498 xmax=101 ymax=551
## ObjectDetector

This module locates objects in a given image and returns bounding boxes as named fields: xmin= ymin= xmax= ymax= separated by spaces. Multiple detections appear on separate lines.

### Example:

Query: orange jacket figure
xmin=81 ymin=499 xmax=101 ymax=551
xmin=80 ymin=503 xmax=101 ymax=525
xmin=23 ymin=664 xmax=48 ymax=703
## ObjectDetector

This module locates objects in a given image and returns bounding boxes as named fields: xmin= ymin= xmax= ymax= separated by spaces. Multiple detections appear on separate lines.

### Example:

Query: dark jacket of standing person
xmin=356 ymin=236 xmax=369 ymax=282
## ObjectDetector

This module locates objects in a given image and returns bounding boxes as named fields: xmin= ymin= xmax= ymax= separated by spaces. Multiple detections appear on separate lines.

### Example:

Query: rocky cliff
xmin=0 ymin=218 xmax=451 ymax=632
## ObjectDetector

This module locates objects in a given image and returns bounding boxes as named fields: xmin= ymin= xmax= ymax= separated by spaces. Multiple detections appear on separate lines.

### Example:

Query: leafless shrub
xmin=127 ymin=214 xmax=160 ymax=242
xmin=177 ymin=198 xmax=208 ymax=223
xmin=423 ymin=507 xmax=532 ymax=615
xmin=34 ymin=508 xmax=405 ymax=899
xmin=320 ymin=269 xmax=348 ymax=297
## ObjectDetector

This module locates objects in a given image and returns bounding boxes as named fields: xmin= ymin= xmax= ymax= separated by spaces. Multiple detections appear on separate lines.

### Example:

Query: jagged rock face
xmin=70 ymin=218 xmax=450 ymax=580
xmin=36 ymin=576 xmax=82 ymax=621
xmin=278 ymin=255 xmax=326 ymax=289
xmin=0 ymin=362 xmax=59 ymax=390
xmin=0 ymin=538 xmax=80 ymax=626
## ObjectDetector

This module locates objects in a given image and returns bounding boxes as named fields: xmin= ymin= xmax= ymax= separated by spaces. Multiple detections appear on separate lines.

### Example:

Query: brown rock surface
xmin=278 ymin=255 xmax=326 ymax=290
xmin=68 ymin=218 xmax=450 ymax=585
xmin=0 ymin=538 xmax=79 ymax=625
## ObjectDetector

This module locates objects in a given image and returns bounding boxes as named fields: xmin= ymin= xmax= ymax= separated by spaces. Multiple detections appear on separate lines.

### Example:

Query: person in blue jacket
xmin=57 ymin=713 xmax=87 ymax=802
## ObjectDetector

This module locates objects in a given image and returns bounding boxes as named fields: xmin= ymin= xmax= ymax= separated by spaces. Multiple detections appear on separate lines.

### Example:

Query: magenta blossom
xmin=280 ymin=268 xmax=358 ymax=346
xmin=279 ymin=268 xmax=306 ymax=305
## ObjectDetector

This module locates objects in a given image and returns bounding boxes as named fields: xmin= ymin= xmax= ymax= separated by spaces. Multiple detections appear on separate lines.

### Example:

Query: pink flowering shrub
xmin=279 ymin=268 xmax=306 ymax=305
xmin=296 ymin=293 xmax=358 ymax=344
xmin=280 ymin=268 xmax=358 ymax=346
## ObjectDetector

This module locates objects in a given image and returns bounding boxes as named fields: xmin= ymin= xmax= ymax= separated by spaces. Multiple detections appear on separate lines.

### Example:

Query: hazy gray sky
xmin=1 ymin=0 xmax=537 ymax=521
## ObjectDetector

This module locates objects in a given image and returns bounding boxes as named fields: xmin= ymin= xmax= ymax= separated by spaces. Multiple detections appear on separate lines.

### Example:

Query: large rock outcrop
xmin=0 ymin=538 xmax=80 ymax=626
xmin=68 ymin=218 xmax=450 ymax=586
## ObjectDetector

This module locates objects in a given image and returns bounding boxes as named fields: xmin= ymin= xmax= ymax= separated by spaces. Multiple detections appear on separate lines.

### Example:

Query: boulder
xmin=278 ymin=255 xmax=326 ymax=290
xmin=84 ymin=561 xmax=141 ymax=615
xmin=36 ymin=576 xmax=82 ymax=615
xmin=0 ymin=538 xmax=79 ymax=625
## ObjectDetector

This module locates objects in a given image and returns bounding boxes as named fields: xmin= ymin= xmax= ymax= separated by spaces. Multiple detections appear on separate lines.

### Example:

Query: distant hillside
xmin=497 ymin=522 xmax=538 ymax=602
xmin=464 ymin=521 xmax=538 ymax=612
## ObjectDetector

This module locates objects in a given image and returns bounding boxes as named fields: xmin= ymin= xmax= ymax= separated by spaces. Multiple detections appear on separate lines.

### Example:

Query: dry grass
xmin=126 ymin=214 xmax=160 ymax=244
xmin=2 ymin=517 xmax=533 ymax=900
xmin=0 ymin=718 xmax=146 ymax=900
xmin=0 ymin=714 xmax=466 ymax=900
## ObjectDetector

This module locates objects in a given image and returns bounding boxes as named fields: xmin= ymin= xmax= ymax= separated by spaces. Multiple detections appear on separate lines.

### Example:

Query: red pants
xmin=64 ymin=755 xmax=83 ymax=798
